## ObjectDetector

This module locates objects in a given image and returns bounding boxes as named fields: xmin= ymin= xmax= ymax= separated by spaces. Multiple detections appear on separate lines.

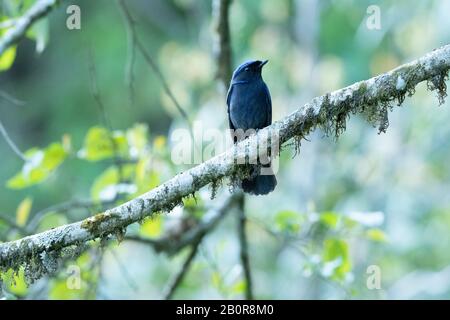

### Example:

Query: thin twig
xmin=124 ymin=235 xmax=162 ymax=249
xmin=0 ymin=91 xmax=25 ymax=106
xmin=117 ymin=0 xmax=137 ymax=107
xmin=126 ymin=194 xmax=239 ymax=255
xmin=84 ymin=246 xmax=105 ymax=300
xmin=0 ymin=118 xmax=26 ymax=161
xmin=163 ymin=237 xmax=202 ymax=300
xmin=213 ymin=0 xmax=233 ymax=89
xmin=88 ymin=49 xmax=113 ymax=131
xmin=135 ymin=37 xmax=191 ymax=126
xmin=117 ymin=0 xmax=192 ymax=131
xmin=88 ymin=48 xmax=125 ymax=183
xmin=110 ymin=249 xmax=139 ymax=292
xmin=0 ymin=213 xmax=27 ymax=234
xmin=236 ymin=193 xmax=253 ymax=299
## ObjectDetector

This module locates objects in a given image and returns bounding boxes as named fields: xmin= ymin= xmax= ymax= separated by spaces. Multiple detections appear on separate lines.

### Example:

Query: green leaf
xmin=0 ymin=45 xmax=16 ymax=71
xmin=232 ymin=280 xmax=246 ymax=295
xmin=76 ymin=251 xmax=91 ymax=266
xmin=274 ymin=210 xmax=302 ymax=234
xmin=78 ymin=126 xmax=128 ymax=161
xmin=7 ymin=173 xmax=34 ymax=189
xmin=182 ymin=195 xmax=204 ymax=219
xmin=113 ymin=132 xmax=128 ymax=154
xmin=322 ymin=238 xmax=351 ymax=280
xmin=135 ymin=158 xmax=160 ymax=194
xmin=342 ymin=216 xmax=359 ymax=230
xmin=139 ymin=216 xmax=163 ymax=238
xmin=366 ymin=228 xmax=388 ymax=242
xmin=90 ymin=166 xmax=119 ymax=201
xmin=153 ymin=135 xmax=166 ymax=151
xmin=49 ymin=279 xmax=84 ymax=300
xmin=90 ymin=165 xmax=136 ymax=201
xmin=36 ymin=212 xmax=69 ymax=232
xmin=16 ymin=197 xmax=32 ymax=227
xmin=320 ymin=211 xmax=339 ymax=229
xmin=127 ymin=123 xmax=148 ymax=157
xmin=211 ymin=271 xmax=222 ymax=289
xmin=0 ymin=219 xmax=8 ymax=234
xmin=49 ymin=251 xmax=94 ymax=299
xmin=1 ymin=268 xmax=28 ymax=296
xmin=26 ymin=17 xmax=49 ymax=53
xmin=6 ymin=142 xmax=67 ymax=189
xmin=42 ymin=143 xmax=66 ymax=170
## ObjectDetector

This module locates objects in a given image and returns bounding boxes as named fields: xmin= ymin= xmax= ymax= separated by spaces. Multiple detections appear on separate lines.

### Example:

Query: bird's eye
xmin=244 ymin=67 xmax=249 ymax=71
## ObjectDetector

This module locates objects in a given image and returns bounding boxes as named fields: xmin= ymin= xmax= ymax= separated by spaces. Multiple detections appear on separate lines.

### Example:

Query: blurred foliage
xmin=7 ymin=141 xmax=68 ymax=189
xmin=1 ymin=0 xmax=450 ymax=299
xmin=15 ymin=196 xmax=32 ymax=227
xmin=0 ymin=46 xmax=16 ymax=70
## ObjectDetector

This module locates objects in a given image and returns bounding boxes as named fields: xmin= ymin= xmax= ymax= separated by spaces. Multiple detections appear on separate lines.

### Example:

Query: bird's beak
xmin=259 ymin=60 xmax=269 ymax=68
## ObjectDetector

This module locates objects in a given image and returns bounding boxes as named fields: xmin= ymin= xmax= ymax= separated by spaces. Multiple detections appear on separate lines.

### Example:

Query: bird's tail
xmin=241 ymin=163 xmax=277 ymax=195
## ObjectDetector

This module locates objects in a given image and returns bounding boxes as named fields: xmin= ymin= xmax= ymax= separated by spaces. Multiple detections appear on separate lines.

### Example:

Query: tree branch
xmin=26 ymin=198 xmax=117 ymax=234
xmin=212 ymin=0 xmax=254 ymax=300
xmin=0 ymin=0 xmax=58 ymax=56
xmin=125 ymin=194 xmax=238 ymax=255
xmin=236 ymin=193 xmax=253 ymax=299
xmin=160 ymin=193 xmax=239 ymax=299
xmin=163 ymin=237 xmax=202 ymax=300
xmin=1 ymin=44 xmax=449 ymax=280
xmin=130 ymin=194 xmax=239 ymax=298
xmin=213 ymin=0 xmax=233 ymax=88
xmin=117 ymin=0 xmax=137 ymax=107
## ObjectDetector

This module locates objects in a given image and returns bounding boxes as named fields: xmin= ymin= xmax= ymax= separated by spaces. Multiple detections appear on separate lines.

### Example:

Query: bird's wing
xmin=263 ymin=82 xmax=272 ymax=126
xmin=226 ymin=84 xmax=235 ymax=130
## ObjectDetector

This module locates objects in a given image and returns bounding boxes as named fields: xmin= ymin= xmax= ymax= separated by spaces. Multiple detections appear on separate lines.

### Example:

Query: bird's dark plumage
xmin=226 ymin=59 xmax=277 ymax=195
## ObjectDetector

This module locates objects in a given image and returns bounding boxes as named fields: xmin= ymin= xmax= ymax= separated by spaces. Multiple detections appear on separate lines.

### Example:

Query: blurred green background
xmin=1 ymin=0 xmax=450 ymax=299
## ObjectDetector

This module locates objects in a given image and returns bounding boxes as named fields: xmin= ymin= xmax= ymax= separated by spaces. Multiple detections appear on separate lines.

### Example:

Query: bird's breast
xmin=229 ymin=81 xmax=269 ymax=131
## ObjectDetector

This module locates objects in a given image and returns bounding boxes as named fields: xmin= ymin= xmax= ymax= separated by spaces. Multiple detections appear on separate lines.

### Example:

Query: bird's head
xmin=231 ymin=59 xmax=268 ymax=83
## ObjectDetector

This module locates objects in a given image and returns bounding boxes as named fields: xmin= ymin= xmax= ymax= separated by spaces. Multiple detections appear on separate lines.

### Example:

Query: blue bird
xmin=227 ymin=59 xmax=277 ymax=195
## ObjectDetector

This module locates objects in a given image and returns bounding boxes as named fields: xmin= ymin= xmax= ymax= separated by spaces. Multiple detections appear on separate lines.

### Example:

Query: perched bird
xmin=227 ymin=59 xmax=277 ymax=195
